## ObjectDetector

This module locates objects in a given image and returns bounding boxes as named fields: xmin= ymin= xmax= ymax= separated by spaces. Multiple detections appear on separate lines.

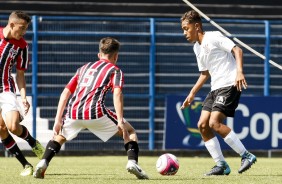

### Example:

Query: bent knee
xmin=208 ymin=119 xmax=221 ymax=131
xmin=0 ymin=124 xmax=8 ymax=132
xmin=197 ymin=120 xmax=209 ymax=130
xmin=7 ymin=125 xmax=19 ymax=135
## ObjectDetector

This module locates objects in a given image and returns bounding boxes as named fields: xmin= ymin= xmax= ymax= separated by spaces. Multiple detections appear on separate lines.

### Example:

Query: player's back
xmin=67 ymin=59 xmax=123 ymax=120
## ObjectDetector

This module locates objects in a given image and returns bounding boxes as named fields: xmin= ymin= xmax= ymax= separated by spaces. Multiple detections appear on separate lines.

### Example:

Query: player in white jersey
xmin=33 ymin=37 xmax=148 ymax=180
xmin=180 ymin=10 xmax=256 ymax=175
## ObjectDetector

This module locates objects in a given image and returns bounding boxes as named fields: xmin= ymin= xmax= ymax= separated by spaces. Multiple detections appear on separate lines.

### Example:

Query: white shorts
xmin=0 ymin=92 xmax=23 ymax=123
xmin=61 ymin=115 xmax=119 ymax=142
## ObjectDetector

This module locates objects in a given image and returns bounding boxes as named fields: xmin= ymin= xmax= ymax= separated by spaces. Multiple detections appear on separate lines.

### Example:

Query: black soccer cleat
xmin=238 ymin=151 xmax=257 ymax=174
xmin=204 ymin=161 xmax=231 ymax=176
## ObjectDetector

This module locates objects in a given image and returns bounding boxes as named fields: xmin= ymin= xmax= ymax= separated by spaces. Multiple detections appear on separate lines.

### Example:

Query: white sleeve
xmin=213 ymin=31 xmax=236 ymax=53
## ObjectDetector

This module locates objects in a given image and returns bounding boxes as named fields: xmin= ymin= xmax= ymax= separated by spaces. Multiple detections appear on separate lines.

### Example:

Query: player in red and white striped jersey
xmin=0 ymin=11 xmax=45 ymax=176
xmin=34 ymin=37 xmax=149 ymax=179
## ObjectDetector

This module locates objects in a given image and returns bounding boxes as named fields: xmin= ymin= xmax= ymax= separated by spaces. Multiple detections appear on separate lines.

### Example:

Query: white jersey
xmin=193 ymin=31 xmax=237 ymax=91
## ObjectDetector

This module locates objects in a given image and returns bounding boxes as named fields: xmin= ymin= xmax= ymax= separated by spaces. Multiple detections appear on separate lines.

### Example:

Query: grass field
xmin=0 ymin=156 xmax=281 ymax=184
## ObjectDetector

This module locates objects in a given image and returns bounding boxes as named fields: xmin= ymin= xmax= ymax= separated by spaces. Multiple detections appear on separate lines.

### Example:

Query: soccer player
xmin=33 ymin=37 xmax=149 ymax=180
xmin=0 ymin=11 xmax=45 ymax=176
xmin=180 ymin=10 xmax=257 ymax=175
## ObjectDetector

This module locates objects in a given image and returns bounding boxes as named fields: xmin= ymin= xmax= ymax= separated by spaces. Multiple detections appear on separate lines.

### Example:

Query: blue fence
xmin=1 ymin=15 xmax=282 ymax=151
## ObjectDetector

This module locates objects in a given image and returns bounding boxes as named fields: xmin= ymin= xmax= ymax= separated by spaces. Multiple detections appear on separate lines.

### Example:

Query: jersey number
xmin=80 ymin=69 xmax=97 ymax=87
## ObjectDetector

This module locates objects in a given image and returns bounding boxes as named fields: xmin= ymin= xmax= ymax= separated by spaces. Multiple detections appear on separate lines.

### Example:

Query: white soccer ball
xmin=156 ymin=153 xmax=179 ymax=175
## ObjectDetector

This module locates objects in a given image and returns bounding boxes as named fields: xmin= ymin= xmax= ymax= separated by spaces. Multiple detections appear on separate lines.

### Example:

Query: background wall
xmin=1 ymin=0 xmax=282 ymax=19
xmin=0 ymin=1 xmax=282 ymax=154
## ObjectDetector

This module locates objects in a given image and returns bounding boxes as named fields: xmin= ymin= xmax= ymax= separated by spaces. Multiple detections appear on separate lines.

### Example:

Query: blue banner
xmin=165 ymin=95 xmax=282 ymax=150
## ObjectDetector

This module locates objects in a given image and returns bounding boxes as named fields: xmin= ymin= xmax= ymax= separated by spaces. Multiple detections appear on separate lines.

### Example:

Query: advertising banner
xmin=165 ymin=95 xmax=282 ymax=150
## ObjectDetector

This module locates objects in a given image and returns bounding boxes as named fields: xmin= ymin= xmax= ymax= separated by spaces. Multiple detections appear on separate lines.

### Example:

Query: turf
xmin=0 ymin=156 xmax=281 ymax=184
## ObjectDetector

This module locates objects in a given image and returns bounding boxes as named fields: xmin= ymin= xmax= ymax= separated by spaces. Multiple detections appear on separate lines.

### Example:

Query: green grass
xmin=0 ymin=156 xmax=281 ymax=184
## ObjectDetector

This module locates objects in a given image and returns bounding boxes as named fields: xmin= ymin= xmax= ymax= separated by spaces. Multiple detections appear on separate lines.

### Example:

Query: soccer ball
xmin=156 ymin=153 xmax=179 ymax=175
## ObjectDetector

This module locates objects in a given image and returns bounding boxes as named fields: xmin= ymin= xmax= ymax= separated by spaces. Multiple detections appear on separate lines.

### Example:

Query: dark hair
xmin=99 ymin=37 xmax=120 ymax=56
xmin=10 ymin=11 xmax=31 ymax=24
xmin=181 ymin=10 xmax=202 ymax=24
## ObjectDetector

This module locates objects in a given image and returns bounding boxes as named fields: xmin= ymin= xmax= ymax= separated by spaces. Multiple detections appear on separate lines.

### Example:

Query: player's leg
xmin=122 ymin=121 xmax=149 ymax=179
xmin=212 ymin=86 xmax=256 ymax=174
xmin=87 ymin=113 xmax=148 ymax=179
xmin=210 ymin=111 xmax=246 ymax=155
xmin=198 ymin=110 xmax=230 ymax=176
xmin=5 ymin=111 xmax=45 ymax=159
xmin=2 ymin=93 xmax=45 ymax=159
xmin=33 ymin=135 xmax=66 ymax=179
xmin=34 ymin=118 xmax=80 ymax=179
xmin=0 ymin=114 xmax=33 ymax=176
xmin=200 ymin=92 xmax=230 ymax=176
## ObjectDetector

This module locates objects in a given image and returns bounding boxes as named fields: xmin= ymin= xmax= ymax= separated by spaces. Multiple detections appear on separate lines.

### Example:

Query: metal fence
xmin=1 ymin=15 xmax=282 ymax=151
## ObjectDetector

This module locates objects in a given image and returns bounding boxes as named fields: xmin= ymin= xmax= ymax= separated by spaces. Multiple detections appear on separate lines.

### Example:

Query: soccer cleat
xmin=20 ymin=164 xmax=33 ymax=176
xmin=126 ymin=160 xmax=149 ymax=179
xmin=33 ymin=159 xmax=48 ymax=179
xmin=32 ymin=140 xmax=45 ymax=159
xmin=238 ymin=151 xmax=257 ymax=174
xmin=204 ymin=161 xmax=231 ymax=176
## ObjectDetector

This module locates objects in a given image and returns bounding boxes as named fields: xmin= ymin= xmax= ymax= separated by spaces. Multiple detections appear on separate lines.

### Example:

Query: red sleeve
xmin=65 ymin=72 xmax=79 ymax=93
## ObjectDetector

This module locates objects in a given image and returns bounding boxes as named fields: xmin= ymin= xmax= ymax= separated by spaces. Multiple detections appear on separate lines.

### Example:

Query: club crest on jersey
xmin=202 ymin=44 xmax=210 ymax=55
xmin=9 ymin=48 xmax=18 ymax=59
xmin=215 ymin=96 xmax=226 ymax=105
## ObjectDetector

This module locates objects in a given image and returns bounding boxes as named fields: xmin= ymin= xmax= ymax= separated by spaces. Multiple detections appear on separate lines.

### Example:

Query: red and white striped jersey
xmin=65 ymin=59 xmax=124 ymax=120
xmin=0 ymin=28 xmax=29 ymax=93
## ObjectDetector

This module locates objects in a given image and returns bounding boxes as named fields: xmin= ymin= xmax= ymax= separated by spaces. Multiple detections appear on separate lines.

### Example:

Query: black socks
xmin=19 ymin=125 xmax=36 ymax=147
xmin=124 ymin=141 xmax=139 ymax=163
xmin=2 ymin=134 xmax=30 ymax=167
xmin=42 ymin=140 xmax=61 ymax=163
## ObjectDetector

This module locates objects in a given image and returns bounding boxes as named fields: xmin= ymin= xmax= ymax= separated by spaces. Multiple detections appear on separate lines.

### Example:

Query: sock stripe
xmin=22 ymin=130 xmax=29 ymax=139
xmin=5 ymin=140 xmax=16 ymax=150
xmin=19 ymin=126 xmax=29 ymax=139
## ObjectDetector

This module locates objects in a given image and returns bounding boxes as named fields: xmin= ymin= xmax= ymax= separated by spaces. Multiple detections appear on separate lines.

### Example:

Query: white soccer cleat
xmin=33 ymin=159 xmax=48 ymax=179
xmin=20 ymin=164 xmax=33 ymax=176
xmin=126 ymin=160 xmax=149 ymax=179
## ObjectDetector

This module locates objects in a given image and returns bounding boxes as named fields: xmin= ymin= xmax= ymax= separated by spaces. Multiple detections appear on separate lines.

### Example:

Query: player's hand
xmin=235 ymin=72 xmax=247 ymax=91
xmin=181 ymin=93 xmax=194 ymax=109
xmin=53 ymin=120 xmax=62 ymax=136
xmin=118 ymin=120 xmax=130 ymax=142
xmin=21 ymin=98 xmax=30 ymax=115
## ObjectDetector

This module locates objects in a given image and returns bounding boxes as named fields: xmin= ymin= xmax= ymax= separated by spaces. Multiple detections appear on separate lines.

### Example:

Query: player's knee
xmin=6 ymin=124 xmax=19 ymax=135
xmin=0 ymin=123 xmax=7 ymax=132
xmin=197 ymin=120 xmax=209 ymax=131
xmin=209 ymin=120 xmax=220 ymax=131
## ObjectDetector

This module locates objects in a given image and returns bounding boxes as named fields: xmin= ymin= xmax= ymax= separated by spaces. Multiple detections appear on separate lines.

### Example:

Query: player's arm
xmin=113 ymin=87 xmax=124 ymax=122
xmin=16 ymin=69 xmax=30 ymax=115
xmin=53 ymin=88 xmax=72 ymax=135
xmin=181 ymin=70 xmax=210 ymax=109
xmin=113 ymin=87 xmax=130 ymax=142
xmin=232 ymin=46 xmax=247 ymax=91
xmin=53 ymin=72 xmax=78 ymax=135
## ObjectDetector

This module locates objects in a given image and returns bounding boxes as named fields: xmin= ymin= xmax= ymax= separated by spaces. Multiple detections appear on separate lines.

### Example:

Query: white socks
xmin=205 ymin=136 xmax=225 ymax=163
xmin=224 ymin=130 xmax=246 ymax=156
xmin=205 ymin=130 xmax=247 ymax=164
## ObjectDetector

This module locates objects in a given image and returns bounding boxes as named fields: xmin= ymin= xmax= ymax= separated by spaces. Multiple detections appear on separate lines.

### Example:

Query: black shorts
xmin=202 ymin=85 xmax=241 ymax=117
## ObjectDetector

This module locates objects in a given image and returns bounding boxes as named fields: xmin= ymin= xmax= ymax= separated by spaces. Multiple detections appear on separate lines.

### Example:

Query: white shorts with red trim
xmin=0 ymin=92 xmax=23 ymax=123
xmin=61 ymin=115 xmax=119 ymax=142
